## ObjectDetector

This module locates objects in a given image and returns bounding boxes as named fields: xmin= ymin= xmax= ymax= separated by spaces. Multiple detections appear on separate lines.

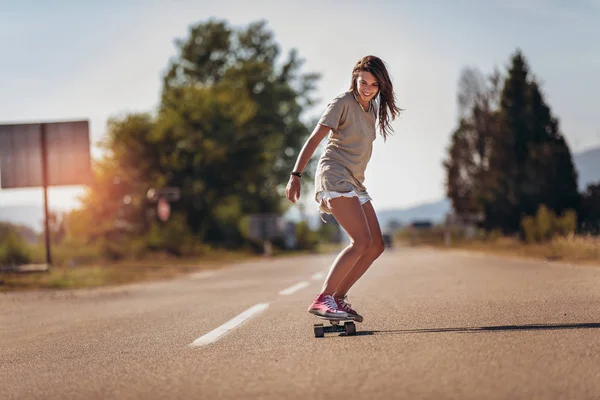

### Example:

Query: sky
xmin=0 ymin=0 xmax=599 ymax=217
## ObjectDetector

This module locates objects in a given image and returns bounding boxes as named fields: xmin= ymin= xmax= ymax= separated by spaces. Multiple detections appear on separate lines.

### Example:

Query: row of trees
xmin=444 ymin=50 xmax=600 ymax=237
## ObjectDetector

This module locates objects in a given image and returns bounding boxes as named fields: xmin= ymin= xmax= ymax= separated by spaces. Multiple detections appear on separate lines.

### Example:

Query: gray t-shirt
xmin=314 ymin=91 xmax=377 ymax=209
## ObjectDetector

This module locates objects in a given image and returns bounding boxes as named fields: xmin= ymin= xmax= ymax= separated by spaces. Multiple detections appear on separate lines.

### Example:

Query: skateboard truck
xmin=313 ymin=316 xmax=357 ymax=338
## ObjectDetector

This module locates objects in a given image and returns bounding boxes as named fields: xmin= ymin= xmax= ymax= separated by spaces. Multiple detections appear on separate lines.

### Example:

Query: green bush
xmin=295 ymin=220 xmax=319 ymax=251
xmin=486 ymin=229 xmax=504 ymax=241
xmin=145 ymin=213 xmax=205 ymax=256
xmin=100 ymin=236 xmax=146 ymax=261
xmin=521 ymin=216 xmax=538 ymax=243
xmin=52 ymin=237 xmax=103 ymax=266
xmin=554 ymin=209 xmax=577 ymax=236
xmin=521 ymin=205 xmax=577 ymax=243
xmin=0 ymin=232 xmax=32 ymax=266
xmin=317 ymin=221 xmax=340 ymax=243
xmin=536 ymin=205 xmax=554 ymax=241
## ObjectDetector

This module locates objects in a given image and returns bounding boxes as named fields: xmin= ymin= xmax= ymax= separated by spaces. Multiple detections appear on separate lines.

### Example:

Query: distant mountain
xmin=573 ymin=147 xmax=600 ymax=191
xmin=377 ymin=198 xmax=451 ymax=230
xmin=0 ymin=205 xmax=45 ymax=233
xmin=0 ymin=220 xmax=40 ymax=244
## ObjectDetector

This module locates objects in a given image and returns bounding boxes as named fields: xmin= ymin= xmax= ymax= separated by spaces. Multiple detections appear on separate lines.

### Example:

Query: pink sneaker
xmin=308 ymin=293 xmax=349 ymax=319
xmin=334 ymin=295 xmax=363 ymax=322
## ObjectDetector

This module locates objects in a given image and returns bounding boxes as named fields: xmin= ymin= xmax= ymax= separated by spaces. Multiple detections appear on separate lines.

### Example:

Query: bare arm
xmin=285 ymin=123 xmax=331 ymax=203
xmin=291 ymin=123 xmax=331 ymax=174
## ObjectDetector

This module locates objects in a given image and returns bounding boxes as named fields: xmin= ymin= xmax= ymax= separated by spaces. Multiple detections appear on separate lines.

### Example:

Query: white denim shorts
xmin=315 ymin=190 xmax=372 ymax=220
xmin=316 ymin=190 xmax=372 ymax=206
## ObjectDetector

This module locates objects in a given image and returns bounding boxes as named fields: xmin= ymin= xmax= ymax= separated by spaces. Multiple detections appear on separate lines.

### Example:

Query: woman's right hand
xmin=285 ymin=175 xmax=301 ymax=203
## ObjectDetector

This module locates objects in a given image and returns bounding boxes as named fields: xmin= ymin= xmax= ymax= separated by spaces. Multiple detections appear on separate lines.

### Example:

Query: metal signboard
xmin=248 ymin=213 xmax=284 ymax=241
xmin=0 ymin=120 xmax=91 ymax=189
xmin=0 ymin=123 xmax=42 ymax=188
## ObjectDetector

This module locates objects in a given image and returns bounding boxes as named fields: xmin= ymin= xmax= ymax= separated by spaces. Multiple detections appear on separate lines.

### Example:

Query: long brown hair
xmin=349 ymin=55 xmax=402 ymax=141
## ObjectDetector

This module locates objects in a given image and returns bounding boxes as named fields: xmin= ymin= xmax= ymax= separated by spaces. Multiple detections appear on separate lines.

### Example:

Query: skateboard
xmin=313 ymin=316 xmax=357 ymax=338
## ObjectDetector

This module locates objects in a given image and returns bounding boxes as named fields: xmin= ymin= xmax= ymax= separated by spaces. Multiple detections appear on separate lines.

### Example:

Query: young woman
xmin=285 ymin=55 xmax=402 ymax=322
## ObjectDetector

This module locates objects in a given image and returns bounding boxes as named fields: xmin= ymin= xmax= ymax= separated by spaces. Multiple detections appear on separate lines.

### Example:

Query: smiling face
xmin=348 ymin=55 xmax=402 ymax=141
xmin=355 ymin=71 xmax=379 ymax=103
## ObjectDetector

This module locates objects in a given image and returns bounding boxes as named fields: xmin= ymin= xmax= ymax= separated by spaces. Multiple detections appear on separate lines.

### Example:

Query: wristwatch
xmin=291 ymin=171 xmax=302 ymax=178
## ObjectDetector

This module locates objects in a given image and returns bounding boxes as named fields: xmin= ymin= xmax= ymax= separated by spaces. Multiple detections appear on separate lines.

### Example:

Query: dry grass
xmin=0 ymin=249 xmax=259 ymax=292
xmin=420 ymin=233 xmax=600 ymax=265
xmin=0 ymin=243 xmax=338 ymax=292
xmin=547 ymin=235 xmax=600 ymax=262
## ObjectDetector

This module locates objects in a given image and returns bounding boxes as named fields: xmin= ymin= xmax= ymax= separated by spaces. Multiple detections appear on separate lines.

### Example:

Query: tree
xmin=580 ymin=183 xmax=600 ymax=234
xmin=156 ymin=19 xmax=320 ymax=243
xmin=444 ymin=67 xmax=500 ymax=219
xmin=483 ymin=52 xmax=531 ymax=232
xmin=48 ymin=211 xmax=67 ymax=245
xmin=489 ymin=51 xmax=579 ymax=233
xmin=69 ymin=114 xmax=156 ymax=242
xmin=524 ymin=81 xmax=579 ymax=215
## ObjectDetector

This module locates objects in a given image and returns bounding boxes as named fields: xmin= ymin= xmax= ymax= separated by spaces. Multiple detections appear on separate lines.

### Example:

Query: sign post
xmin=0 ymin=120 xmax=92 ymax=268
xmin=146 ymin=187 xmax=180 ymax=223
xmin=157 ymin=197 xmax=171 ymax=222
xmin=40 ymin=124 xmax=52 ymax=265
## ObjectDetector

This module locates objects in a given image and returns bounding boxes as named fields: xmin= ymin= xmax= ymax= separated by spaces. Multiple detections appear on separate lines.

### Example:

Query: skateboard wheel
xmin=314 ymin=324 xmax=325 ymax=338
xmin=344 ymin=321 xmax=356 ymax=336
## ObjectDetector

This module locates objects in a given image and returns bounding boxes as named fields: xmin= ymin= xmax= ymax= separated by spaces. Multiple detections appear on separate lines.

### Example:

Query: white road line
xmin=279 ymin=281 xmax=310 ymax=295
xmin=311 ymin=272 xmax=325 ymax=281
xmin=189 ymin=303 xmax=270 ymax=348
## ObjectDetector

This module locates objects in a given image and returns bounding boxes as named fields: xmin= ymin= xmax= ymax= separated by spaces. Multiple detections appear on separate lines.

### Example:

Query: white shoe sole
xmin=308 ymin=309 xmax=349 ymax=319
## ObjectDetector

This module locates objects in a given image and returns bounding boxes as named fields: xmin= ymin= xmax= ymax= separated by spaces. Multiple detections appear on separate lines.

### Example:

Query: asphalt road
xmin=2 ymin=247 xmax=600 ymax=399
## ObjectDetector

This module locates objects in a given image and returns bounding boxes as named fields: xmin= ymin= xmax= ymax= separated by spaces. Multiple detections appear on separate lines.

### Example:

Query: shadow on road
xmin=361 ymin=322 xmax=600 ymax=336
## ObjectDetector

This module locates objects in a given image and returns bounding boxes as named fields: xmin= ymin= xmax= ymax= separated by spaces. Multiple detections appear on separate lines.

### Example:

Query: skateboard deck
xmin=313 ymin=315 xmax=357 ymax=337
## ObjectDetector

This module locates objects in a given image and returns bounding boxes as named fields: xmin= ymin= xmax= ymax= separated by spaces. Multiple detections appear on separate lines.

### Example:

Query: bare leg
xmin=334 ymin=201 xmax=385 ymax=298
xmin=320 ymin=196 xmax=372 ymax=295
